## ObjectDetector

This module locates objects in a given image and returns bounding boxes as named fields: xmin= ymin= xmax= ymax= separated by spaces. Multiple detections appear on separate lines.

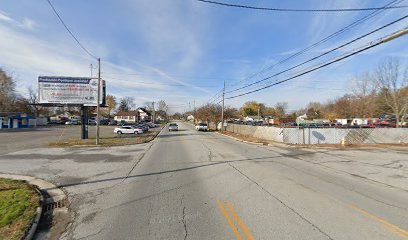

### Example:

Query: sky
xmin=0 ymin=0 xmax=407 ymax=114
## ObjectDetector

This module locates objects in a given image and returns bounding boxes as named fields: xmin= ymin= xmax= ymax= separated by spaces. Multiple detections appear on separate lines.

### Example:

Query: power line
xmin=227 ymin=13 xmax=408 ymax=94
xmin=196 ymin=0 xmax=408 ymax=12
xmin=226 ymin=27 xmax=408 ymax=100
xmin=103 ymin=76 xmax=220 ymax=88
xmin=227 ymin=0 xmax=404 ymax=91
xmin=46 ymin=0 xmax=98 ymax=59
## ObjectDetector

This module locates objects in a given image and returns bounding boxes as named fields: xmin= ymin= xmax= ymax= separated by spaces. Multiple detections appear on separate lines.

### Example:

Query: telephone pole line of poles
xmin=221 ymin=80 xmax=226 ymax=132
xmin=96 ymin=58 xmax=101 ymax=145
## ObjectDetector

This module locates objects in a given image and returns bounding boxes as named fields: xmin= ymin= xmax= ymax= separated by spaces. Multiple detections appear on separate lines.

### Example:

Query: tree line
xmin=181 ymin=58 xmax=407 ymax=126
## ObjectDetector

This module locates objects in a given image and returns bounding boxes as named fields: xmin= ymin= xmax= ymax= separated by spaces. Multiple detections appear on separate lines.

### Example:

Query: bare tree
xmin=118 ymin=97 xmax=135 ymax=112
xmin=274 ymin=102 xmax=288 ymax=117
xmin=157 ymin=100 xmax=168 ymax=113
xmin=144 ymin=102 xmax=155 ymax=112
xmin=375 ymin=58 xmax=408 ymax=127
xmin=0 ymin=68 xmax=17 ymax=112
xmin=349 ymin=73 xmax=377 ymax=117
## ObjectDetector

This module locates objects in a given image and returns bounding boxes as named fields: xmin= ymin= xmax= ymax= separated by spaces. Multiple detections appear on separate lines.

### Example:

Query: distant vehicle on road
xmin=196 ymin=123 xmax=208 ymax=131
xmin=169 ymin=123 xmax=178 ymax=131
xmin=114 ymin=126 xmax=143 ymax=135
xmin=65 ymin=120 xmax=80 ymax=125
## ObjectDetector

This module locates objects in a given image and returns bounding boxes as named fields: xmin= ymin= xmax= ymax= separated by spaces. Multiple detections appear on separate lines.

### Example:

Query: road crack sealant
xmin=180 ymin=194 xmax=188 ymax=240
xmin=227 ymin=162 xmax=335 ymax=240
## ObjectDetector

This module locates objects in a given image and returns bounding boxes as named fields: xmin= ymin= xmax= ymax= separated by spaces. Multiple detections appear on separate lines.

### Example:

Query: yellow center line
xmin=349 ymin=204 xmax=408 ymax=239
xmin=226 ymin=202 xmax=255 ymax=240
xmin=217 ymin=201 xmax=243 ymax=240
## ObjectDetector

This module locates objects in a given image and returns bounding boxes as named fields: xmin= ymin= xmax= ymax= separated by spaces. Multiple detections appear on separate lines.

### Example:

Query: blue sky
xmin=0 ymin=0 xmax=407 ymax=113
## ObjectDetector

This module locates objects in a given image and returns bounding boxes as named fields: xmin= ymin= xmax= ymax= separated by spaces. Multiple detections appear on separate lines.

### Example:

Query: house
xmin=114 ymin=111 xmax=139 ymax=123
xmin=137 ymin=108 xmax=151 ymax=122
xmin=0 ymin=113 xmax=33 ymax=129
xmin=114 ymin=108 xmax=152 ymax=123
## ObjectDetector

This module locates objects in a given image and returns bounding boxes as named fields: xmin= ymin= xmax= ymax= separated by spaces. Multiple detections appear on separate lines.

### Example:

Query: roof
xmin=138 ymin=108 xmax=151 ymax=115
xmin=115 ymin=111 xmax=139 ymax=116
xmin=0 ymin=112 xmax=33 ymax=118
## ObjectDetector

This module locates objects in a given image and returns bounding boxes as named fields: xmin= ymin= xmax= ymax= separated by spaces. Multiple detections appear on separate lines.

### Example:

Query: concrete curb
xmin=0 ymin=173 xmax=68 ymax=239
xmin=25 ymin=187 xmax=44 ymax=240
xmin=215 ymin=132 xmax=265 ymax=145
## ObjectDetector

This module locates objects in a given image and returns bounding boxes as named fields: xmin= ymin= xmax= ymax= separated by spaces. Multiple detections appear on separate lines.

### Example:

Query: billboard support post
xmin=96 ymin=58 xmax=101 ymax=145
xmin=80 ymin=105 xmax=88 ymax=139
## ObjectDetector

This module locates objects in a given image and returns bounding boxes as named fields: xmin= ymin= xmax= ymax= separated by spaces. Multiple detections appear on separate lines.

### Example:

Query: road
xmin=0 ymin=121 xmax=407 ymax=239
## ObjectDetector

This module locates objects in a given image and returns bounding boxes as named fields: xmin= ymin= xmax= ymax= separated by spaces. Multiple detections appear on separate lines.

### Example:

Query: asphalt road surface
xmin=0 ymin=121 xmax=407 ymax=239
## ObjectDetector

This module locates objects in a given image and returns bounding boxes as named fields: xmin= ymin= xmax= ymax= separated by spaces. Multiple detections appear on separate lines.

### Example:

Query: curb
xmin=25 ymin=187 xmax=44 ymax=240
xmin=215 ymin=132 xmax=265 ymax=145
xmin=0 ymin=173 xmax=68 ymax=239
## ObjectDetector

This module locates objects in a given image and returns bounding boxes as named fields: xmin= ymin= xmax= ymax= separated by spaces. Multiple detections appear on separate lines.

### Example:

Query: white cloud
xmin=18 ymin=18 xmax=38 ymax=30
xmin=0 ymin=11 xmax=12 ymax=22
xmin=0 ymin=11 xmax=38 ymax=31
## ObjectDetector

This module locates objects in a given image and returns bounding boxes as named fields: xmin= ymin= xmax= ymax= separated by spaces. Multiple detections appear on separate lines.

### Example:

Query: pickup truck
xmin=195 ymin=123 xmax=208 ymax=131
xmin=114 ymin=126 xmax=143 ymax=135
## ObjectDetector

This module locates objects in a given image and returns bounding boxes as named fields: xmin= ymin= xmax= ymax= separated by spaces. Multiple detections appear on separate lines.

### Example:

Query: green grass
xmin=0 ymin=178 xmax=40 ymax=240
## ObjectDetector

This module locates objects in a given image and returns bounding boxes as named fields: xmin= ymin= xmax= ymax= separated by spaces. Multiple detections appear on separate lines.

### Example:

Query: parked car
xmin=196 ymin=123 xmax=208 ymax=131
xmin=169 ymin=123 xmax=178 ymax=131
xmin=108 ymin=120 xmax=118 ymax=125
xmin=88 ymin=119 xmax=96 ymax=125
xmin=147 ymin=122 xmax=157 ymax=128
xmin=65 ymin=120 xmax=80 ymax=125
xmin=114 ymin=126 xmax=143 ymax=135
xmin=117 ymin=120 xmax=127 ymax=125
xmin=134 ymin=124 xmax=149 ymax=132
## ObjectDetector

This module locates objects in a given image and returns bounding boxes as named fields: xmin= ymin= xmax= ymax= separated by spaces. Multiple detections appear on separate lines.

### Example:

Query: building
xmin=114 ymin=111 xmax=139 ymax=123
xmin=114 ymin=108 xmax=152 ymax=123
xmin=0 ymin=113 xmax=33 ymax=129
xmin=137 ymin=108 xmax=152 ymax=122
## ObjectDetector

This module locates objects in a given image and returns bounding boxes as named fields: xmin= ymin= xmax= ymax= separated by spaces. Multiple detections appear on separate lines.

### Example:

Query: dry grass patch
xmin=50 ymin=130 xmax=160 ymax=147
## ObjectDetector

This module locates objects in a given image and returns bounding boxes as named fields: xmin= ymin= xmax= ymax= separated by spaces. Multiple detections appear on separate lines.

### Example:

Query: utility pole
xmin=96 ymin=58 xmax=101 ymax=145
xmin=90 ymin=64 xmax=93 ymax=78
xmin=258 ymin=107 xmax=260 ymax=120
xmin=193 ymin=99 xmax=196 ymax=124
xmin=221 ymin=80 xmax=226 ymax=132
xmin=152 ymin=101 xmax=155 ymax=124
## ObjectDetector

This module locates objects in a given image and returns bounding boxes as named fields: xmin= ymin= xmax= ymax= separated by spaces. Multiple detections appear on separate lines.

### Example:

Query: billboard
xmin=38 ymin=76 xmax=106 ymax=106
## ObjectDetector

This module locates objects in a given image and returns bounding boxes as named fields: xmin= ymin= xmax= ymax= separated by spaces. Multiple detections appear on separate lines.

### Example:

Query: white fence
xmin=226 ymin=124 xmax=408 ymax=144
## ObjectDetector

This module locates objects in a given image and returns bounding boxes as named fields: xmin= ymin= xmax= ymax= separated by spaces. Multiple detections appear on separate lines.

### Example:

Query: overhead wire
xmin=225 ymin=27 xmax=408 ymax=100
xmin=196 ymin=0 xmax=408 ymax=12
xmin=46 ymin=0 xmax=98 ymax=60
xmin=226 ymin=0 xmax=404 ymax=92
xmin=227 ymin=13 xmax=408 ymax=94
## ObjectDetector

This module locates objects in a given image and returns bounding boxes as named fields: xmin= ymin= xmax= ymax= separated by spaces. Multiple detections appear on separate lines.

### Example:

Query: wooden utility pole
xmin=221 ymin=80 xmax=226 ymax=132
xmin=152 ymin=101 xmax=155 ymax=124
xmin=96 ymin=58 xmax=101 ymax=145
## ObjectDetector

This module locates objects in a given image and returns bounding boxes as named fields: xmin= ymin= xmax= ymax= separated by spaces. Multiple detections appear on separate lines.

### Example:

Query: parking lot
xmin=0 ymin=125 xmax=160 ymax=154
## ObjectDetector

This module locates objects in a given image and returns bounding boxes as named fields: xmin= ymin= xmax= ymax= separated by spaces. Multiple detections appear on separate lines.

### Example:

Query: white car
xmin=114 ymin=126 xmax=143 ymax=135
xmin=196 ymin=123 xmax=208 ymax=131
xmin=168 ymin=123 xmax=178 ymax=131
